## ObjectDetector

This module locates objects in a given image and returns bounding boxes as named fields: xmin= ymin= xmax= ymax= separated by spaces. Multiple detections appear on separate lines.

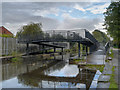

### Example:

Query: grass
xmin=1 ymin=51 xmax=22 ymax=57
xmin=109 ymin=49 xmax=114 ymax=58
xmin=73 ymin=56 xmax=86 ymax=63
xmin=63 ymin=49 xmax=71 ymax=52
xmin=109 ymin=66 xmax=118 ymax=89
xmin=85 ymin=64 xmax=105 ymax=72
xmin=105 ymin=59 xmax=110 ymax=62
xmin=11 ymin=57 xmax=22 ymax=63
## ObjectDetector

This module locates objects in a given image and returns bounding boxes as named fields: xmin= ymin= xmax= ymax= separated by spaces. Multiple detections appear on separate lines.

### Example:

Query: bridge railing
xmin=105 ymin=42 xmax=110 ymax=54
xmin=17 ymin=30 xmax=83 ymax=43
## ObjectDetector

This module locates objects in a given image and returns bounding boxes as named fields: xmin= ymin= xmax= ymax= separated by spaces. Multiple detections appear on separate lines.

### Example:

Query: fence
xmin=0 ymin=37 xmax=70 ymax=56
xmin=0 ymin=37 xmax=41 ymax=56
xmin=1 ymin=37 xmax=17 ymax=55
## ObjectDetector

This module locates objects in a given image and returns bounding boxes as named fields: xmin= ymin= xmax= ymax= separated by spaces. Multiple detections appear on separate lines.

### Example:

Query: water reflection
xmin=2 ymin=53 xmax=97 ymax=89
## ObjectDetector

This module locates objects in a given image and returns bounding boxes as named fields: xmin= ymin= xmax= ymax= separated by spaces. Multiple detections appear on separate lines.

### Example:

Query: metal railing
xmin=17 ymin=30 xmax=83 ymax=43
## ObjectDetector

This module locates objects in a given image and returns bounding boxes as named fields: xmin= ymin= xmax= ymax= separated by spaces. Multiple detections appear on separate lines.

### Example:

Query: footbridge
xmin=18 ymin=29 xmax=99 ymax=57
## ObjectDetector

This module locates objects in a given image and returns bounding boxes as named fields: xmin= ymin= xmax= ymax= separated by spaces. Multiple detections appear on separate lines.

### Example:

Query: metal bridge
xmin=18 ymin=29 xmax=99 ymax=57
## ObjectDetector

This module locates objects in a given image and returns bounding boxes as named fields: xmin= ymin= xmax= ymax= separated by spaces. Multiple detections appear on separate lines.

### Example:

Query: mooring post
xmin=26 ymin=43 xmax=29 ymax=55
xmin=78 ymin=42 xmax=80 ymax=58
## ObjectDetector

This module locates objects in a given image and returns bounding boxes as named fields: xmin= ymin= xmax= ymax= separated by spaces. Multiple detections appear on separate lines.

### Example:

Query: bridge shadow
xmin=17 ymin=60 xmax=96 ymax=89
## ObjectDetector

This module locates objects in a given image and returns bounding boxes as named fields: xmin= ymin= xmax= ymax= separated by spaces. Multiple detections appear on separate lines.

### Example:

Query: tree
xmin=92 ymin=29 xmax=110 ymax=45
xmin=104 ymin=1 xmax=120 ymax=47
xmin=16 ymin=22 xmax=43 ymax=40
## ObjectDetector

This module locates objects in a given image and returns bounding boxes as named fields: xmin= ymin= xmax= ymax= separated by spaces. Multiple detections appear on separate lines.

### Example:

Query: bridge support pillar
xmin=78 ymin=42 xmax=81 ymax=58
xmin=61 ymin=48 xmax=63 ymax=52
xmin=54 ymin=47 xmax=56 ymax=53
xmin=82 ymin=45 xmax=85 ymax=56
xmin=86 ymin=46 xmax=88 ymax=55
xmin=26 ymin=43 xmax=29 ymax=55
xmin=39 ymin=45 xmax=41 ymax=52
xmin=42 ymin=45 xmax=45 ymax=54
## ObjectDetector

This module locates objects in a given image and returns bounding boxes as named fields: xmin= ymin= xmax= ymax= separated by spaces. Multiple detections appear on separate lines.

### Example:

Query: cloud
xmin=61 ymin=13 xmax=73 ymax=19
xmin=86 ymin=3 xmax=110 ymax=14
xmin=74 ymin=4 xmax=86 ymax=12
xmin=2 ymin=0 xmax=111 ymax=2
xmin=2 ymin=2 xmax=107 ymax=35
xmin=57 ymin=16 xmax=101 ymax=31
xmin=33 ymin=8 xmax=60 ymax=17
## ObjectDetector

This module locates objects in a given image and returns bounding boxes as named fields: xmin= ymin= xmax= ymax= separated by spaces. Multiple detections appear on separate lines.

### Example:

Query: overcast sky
xmin=1 ymin=1 xmax=111 ymax=35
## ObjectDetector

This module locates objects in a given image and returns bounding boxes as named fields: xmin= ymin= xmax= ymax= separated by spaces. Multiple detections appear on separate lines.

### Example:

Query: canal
xmin=2 ymin=52 xmax=103 ymax=89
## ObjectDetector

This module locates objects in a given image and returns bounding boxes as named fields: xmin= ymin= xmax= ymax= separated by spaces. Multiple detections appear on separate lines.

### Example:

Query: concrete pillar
xmin=78 ymin=42 xmax=80 ymax=58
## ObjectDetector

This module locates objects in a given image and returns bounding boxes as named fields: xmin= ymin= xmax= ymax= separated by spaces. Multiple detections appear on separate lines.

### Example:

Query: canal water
xmin=2 ymin=53 xmax=102 ymax=89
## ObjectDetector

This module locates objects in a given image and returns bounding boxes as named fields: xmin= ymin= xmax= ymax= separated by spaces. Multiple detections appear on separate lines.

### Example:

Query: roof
xmin=0 ymin=26 xmax=13 ymax=36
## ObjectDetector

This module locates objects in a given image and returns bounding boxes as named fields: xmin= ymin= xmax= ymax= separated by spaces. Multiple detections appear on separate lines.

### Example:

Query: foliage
xmin=11 ymin=57 xmax=22 ymax=63
xmin=16 ymin=22 xmax=43 ymax=39
xmin=0 ymin=34 xmax=14 ymax=38
xmin=92 ymin=29 xmax=110 ymax=45
xmin=104 ymin=1 xmax=120 ymax=47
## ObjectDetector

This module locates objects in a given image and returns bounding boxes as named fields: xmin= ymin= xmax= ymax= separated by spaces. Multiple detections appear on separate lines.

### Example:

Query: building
xmin=0 ymin=26 xmax=13 ymax=36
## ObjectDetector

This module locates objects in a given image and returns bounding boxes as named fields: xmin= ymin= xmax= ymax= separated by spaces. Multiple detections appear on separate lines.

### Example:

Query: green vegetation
xmin=92 ymin=30 xmax=110 ymax=45
xmin=63 ymin=49 xmax=71 ymax=52
xmin=109 ymin=49 xmax=114 ymax=58
xmin=104 ymin=1 xmax=120 ymax=48
xmin=109 ymin=66 xmax=118 ymax=88
xmin=47 ymin=49 xmax=54 ymax=52
xmin=0 ymin=34 xmax=14 ymax=38
xmin=73 ymin=57 xmax=86 ymax=63
xmin=105 ymin=59 xmax=110 ymax=62
xmin=16 ymin=22 xmax=43 ymax=38
xmin=11 ymin=57 xmax=22 ymax=63
xmin=85 ymin=64 xmax=105 ymax=72
xmin=106 ymin=49 xmax=114 ymax=60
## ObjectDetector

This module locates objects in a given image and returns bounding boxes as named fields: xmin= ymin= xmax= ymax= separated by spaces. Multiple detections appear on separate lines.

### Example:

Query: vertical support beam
xmin=62 ymin=54 xmax=63 ymax=60
xmin=82 ymin=44 xmax=84 ymax=56
xmin=78 ymin=42 xmax=80 ymax=58
xmin=39 ymin=45 xmax=41 ymax=53
xmin=62 ymin=48 xmax=63 ymax=52
xmin=26 ymin=43 xmax=29 ymax=55
xmin=54 ymin=47 xmax=56 ymax=53
xmin=42 ymin=45 xmax=44 ymax=54
xmin=86 ymin=45 xmax=88 ymax=55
